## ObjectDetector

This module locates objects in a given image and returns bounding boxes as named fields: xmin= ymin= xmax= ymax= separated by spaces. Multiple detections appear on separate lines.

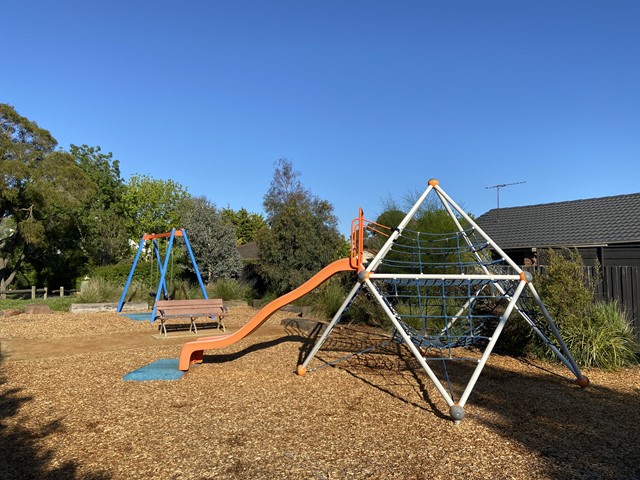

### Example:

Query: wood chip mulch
xmin=0 ymin=306 xmax=639 ymax=479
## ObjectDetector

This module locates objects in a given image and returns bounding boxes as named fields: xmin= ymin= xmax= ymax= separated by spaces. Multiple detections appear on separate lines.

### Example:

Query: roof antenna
xmin=486 ymin=181 xmax=526 ymax=222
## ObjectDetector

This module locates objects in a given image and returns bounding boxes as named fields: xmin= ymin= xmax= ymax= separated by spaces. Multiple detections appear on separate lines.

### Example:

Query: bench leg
xmin=190 ymin=317 xmax=198 ymax=334
xmin=160 ymin=320 xmax=167 ymax=337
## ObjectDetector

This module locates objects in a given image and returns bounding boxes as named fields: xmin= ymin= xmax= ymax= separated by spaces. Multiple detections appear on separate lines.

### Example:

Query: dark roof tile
xmin=475 ymin=192 xmax=640 ymax=248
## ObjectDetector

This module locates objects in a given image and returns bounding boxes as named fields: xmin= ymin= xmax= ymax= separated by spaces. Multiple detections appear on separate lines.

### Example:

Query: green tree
xmin=177 ymin=196 xmax=243 ymax=283
xmin=70 ymin=144 xmax=124 ymax=209
xmin=220 ymin=207 xmax=266 ymax=245
xmin=70 ymin=144 xmax=129 ymax=266
xmin=0 ymin=104 xmax=95 ymax=289
xmin=257 ymin=159 xmax=344 ymax=295
xmin=369 ymin=193 xmax=473 ymax=274
xmin=122 ymin=174 xmax=189 ymax=238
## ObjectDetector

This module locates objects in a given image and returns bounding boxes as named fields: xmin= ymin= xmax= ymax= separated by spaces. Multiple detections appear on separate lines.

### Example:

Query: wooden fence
xmin=528 ymin=265 xmax=639 ymax=342
xmin=0 ymin=286 xmax=78 ymax=300
xmin=596 ymin=266 xmax=639 ymax=342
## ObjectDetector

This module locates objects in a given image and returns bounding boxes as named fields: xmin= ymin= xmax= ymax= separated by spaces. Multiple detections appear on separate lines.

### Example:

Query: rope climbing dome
xmin=299 ymin=179 xmax=588 ymax=422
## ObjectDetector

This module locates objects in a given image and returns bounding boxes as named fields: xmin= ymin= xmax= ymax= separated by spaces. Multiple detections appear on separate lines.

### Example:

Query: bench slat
xmin=158 ymin=305 xmax=225 ymax=312
xmin=156 ymin=299 xmax=224 ymax=308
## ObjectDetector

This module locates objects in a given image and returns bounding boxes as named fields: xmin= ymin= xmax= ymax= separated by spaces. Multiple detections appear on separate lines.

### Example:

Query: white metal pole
xmin=365 ymin=183 xmax=435 ymax=273
xmin=365 ymin=278 xmax=456 ymax=407
xmin=458 ymin=279 xmax=527 ymax=406
xmin=370 ymin=273 xmax=521 ymax=281
xmin=434 ymin=185 xmax=523 ymax=273
xmin=300 ymin=282 xmax=363 ymax=371
xmin=525 ymin=283 xmax=584 ymax=378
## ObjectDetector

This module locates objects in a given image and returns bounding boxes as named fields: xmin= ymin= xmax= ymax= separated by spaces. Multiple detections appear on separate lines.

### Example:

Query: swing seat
xmin=155 ymin=299 xmax=227 ymax=336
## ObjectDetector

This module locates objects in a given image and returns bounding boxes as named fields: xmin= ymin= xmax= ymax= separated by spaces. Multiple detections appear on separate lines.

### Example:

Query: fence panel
xmin=600 ymin=266 xmax=639 ymax=342
xmin=525 ymin=264 xmax=639 ymax=343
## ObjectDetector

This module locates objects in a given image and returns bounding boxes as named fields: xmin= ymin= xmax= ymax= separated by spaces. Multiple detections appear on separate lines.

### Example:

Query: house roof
xmin=237 ymin=241 xmax=259 ymax=260
xmin=475 ymin=192 xmax=640 ymax=249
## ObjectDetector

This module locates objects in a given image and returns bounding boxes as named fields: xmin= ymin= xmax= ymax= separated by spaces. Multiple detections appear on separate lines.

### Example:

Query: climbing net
xmin=373 ymin=225 xmax=514 ymax=354
xmin=379 ymin=225 xmax=502 ymax=274
xmin=300 ymin=179 xmax=587 ymax=422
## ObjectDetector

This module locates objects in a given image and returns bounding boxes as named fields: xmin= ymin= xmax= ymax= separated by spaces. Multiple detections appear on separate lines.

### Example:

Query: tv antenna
xmin=486 ymin=181 xmax=526 ymax=221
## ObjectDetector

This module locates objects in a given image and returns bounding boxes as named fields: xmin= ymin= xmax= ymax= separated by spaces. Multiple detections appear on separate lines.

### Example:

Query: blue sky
xmin=4 ymin=1 xmax=639 ymax=236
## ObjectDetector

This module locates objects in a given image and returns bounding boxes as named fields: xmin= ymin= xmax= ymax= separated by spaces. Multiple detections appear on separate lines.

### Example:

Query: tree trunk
xmin=0 ymin=253 xmax=23 ymax=295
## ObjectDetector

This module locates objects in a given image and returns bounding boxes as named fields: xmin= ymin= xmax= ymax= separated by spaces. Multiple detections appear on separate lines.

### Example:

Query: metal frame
xmin=117 ymin=228 xmax=208 ymax=322
xmin=300 ymin=179 xmax=588 ymax=422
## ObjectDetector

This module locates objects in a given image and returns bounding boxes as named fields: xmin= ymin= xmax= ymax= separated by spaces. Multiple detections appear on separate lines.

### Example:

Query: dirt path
xmin=0 ymin=319 xmax=287 ymax=361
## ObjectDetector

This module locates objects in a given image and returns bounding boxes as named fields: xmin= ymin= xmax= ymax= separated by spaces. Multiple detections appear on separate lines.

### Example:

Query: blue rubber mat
xmin=120 ymin=312 xmax=153 ymax=321
xmin=123 ymin=358 xmax=185 ymax=381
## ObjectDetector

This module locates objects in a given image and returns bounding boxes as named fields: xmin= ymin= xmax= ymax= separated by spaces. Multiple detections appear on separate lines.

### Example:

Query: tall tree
xmin=0 ymin=104 xmax=95 ymax=289
xmin=220 ymin=207 xmax=266 ymax=245
xmin=122 ymin=174 xmax=189 ymax=238
xmin=70 ymin=144 xmax=124 ymax=209
xmin=70 ymin=144 xmax=129 ymax=266
xmin=257 ymin=159 xmax=344 ymax=294
xmin=177 ymin=196 xmax=243 ymax=283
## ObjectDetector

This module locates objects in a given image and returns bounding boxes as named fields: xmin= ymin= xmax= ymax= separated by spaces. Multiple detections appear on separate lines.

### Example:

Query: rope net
xmin=370 ymin=225 xmax=519 ymax=354
xmin=378 ymin=225 xmax=503 ymax=275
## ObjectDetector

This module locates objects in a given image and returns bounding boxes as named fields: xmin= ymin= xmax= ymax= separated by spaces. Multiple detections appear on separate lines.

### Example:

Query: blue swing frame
xmin=116 ymin=228 xmax=208 ymax=321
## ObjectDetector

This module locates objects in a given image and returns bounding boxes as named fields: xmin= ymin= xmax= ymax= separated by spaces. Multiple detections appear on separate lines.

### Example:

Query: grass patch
xmin=77 ymin=277 xmax=121 ymax=303
xmin=0 ymin=297 xmax=75 ymax=312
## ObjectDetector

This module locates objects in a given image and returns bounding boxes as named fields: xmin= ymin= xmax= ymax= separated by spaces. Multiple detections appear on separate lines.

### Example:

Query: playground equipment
xmin=177 ymin=179 xmax=588 ymax=422
xmin=178 ymin=258 xmax=355 ymax=369
xmin=117 ymin=228 xmax=208 ymax=321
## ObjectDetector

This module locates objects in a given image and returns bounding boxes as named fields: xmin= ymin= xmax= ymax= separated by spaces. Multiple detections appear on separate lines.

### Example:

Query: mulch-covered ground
xmin=0 ymin=306 xmax=639 ymax=479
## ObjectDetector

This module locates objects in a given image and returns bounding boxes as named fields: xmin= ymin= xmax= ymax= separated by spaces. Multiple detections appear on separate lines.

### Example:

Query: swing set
xmin=117 ymin=228 xmax=208 ymax=321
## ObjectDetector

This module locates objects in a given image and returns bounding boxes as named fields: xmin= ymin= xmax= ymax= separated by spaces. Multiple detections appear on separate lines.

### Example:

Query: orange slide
xmin=178 ymin=257 xmax=356 ymax=371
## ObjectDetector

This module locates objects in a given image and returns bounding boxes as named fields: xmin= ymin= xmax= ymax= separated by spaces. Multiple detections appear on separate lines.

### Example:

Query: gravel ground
xmin=0 ymin=306 xmax=639 ymax=479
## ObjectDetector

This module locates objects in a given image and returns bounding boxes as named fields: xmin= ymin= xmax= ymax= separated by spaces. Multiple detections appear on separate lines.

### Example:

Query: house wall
xmin=602 ymin=244 xmax=640 ymax=268
xmin=502 ymin=245 xmax=640 ymax=270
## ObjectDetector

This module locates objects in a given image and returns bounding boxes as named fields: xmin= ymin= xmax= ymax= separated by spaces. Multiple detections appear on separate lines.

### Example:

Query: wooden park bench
xmin=154 ymin=298 xmax=227 ymax=337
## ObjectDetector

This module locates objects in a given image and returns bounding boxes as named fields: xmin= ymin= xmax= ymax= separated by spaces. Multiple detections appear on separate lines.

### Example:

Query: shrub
xmin=89 ymin=260 xmax=137 ymax=286
xmin=166 ymin=279 xmax=202 ymax=300
xmin=123 ymin=279 xmax=152 ymax=303
xmin=207 ymin=278 xmax=252 ymax=301
xmin=535 ymin=248 xmax=596 ymax=326
xmin=254 ymin=291 xmax=279 ymax=308
xmin=77 ymin=277 xmax=121 ymax=303
xmin=310 ymin=280 xmax=347 ymax=320
xmin=556 ymin=300 xmax=639 ymax=370
xmin=342 ymin=288 xmax=390 ymax=327
xmin=529 ymin=248 xmax=639 ymax=370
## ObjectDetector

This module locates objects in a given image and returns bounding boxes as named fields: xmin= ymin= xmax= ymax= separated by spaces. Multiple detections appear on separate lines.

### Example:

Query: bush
xmin=552 ymin=301 xmax=638 ymax=370
xmin=165 ymin=279 xmax=201 ymax=300
xmin=310 ymin=280 xmax=347 ymax=320
xmin=123 ymin=279 xmax=152 ymax=303
xmin=77 ymin=277 xmax=121 ymax=303
xmin=529 ymin=248 xmax=639 ymax=370
xmin=535 ymin=248 xmax=596 ymax=324
xmin=207 ymin=278 xmax=252 ymax=301
xmin=89 ymin=261 xmax=136 ymax=286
